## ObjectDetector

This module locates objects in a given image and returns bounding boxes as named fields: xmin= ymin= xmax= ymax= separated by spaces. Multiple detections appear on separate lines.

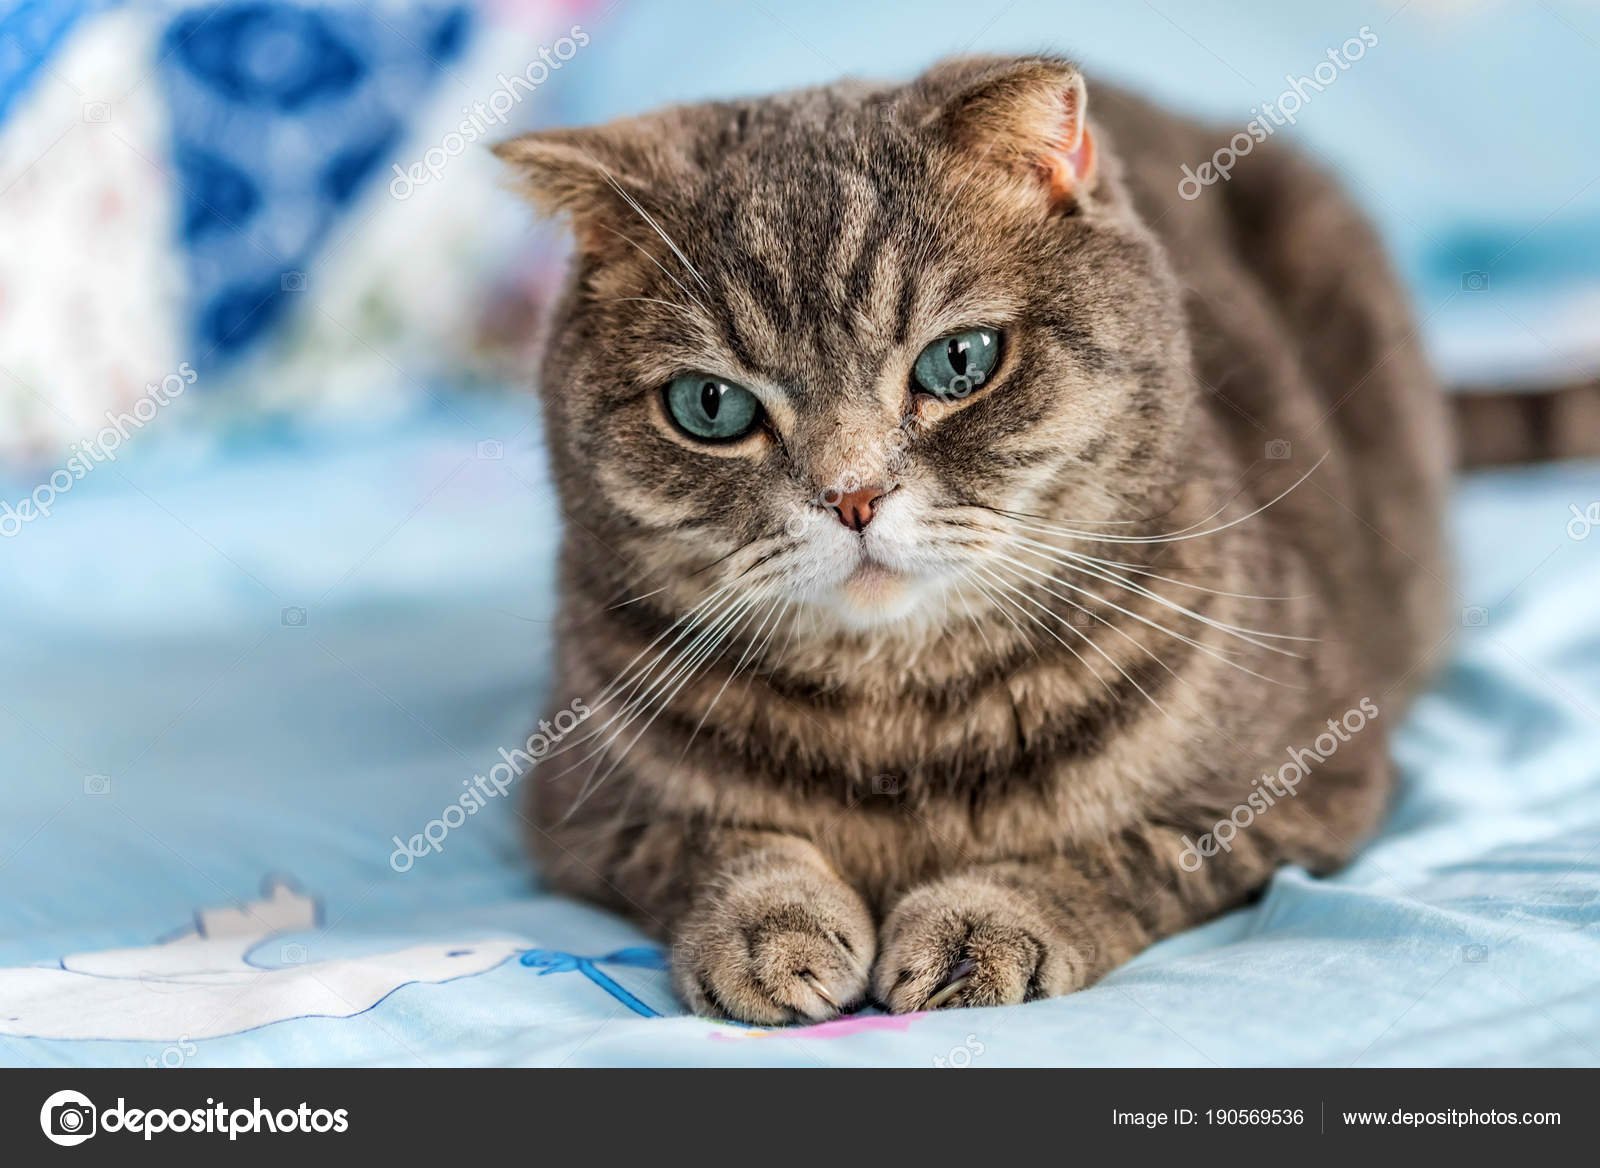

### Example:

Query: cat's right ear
xmin=492 ymin=127 xmax=655 ymax=254
xmin=924 ymin=56 xmax=1099 ymax=212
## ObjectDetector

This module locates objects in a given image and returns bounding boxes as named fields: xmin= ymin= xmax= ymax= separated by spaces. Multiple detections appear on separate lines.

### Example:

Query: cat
xmin=493 ymin=55 xmax=1600 ymax=1024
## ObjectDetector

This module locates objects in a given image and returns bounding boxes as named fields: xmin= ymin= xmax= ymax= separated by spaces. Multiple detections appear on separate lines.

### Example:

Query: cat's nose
xmin=831 ymin=484 xmax=890 ymax=532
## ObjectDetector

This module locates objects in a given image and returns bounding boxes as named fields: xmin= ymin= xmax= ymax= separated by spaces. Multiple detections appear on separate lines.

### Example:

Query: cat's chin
xmin=807 ymin=560 xmax=940 ymax=631
xmin=842 ymin=559 xmax=905 ymax=606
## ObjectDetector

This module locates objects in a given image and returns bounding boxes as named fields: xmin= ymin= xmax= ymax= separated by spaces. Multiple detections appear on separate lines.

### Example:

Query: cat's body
xmin=496 ymin=57 xmax=1461 ymax=1022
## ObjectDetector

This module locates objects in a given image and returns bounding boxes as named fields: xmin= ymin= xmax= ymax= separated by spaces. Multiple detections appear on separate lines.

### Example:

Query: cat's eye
xmin=912 ymin=327 xmax=1003 ymax=400
xmin=663 ymin=374 xmax=763 ymax=443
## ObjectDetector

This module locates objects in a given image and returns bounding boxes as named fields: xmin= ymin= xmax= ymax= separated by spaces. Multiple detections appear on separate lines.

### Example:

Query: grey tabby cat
xmin=493 ymin=56 xmax=1599 ymax=1023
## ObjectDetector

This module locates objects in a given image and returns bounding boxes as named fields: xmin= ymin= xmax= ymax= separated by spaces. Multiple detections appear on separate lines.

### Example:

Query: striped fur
xmin=496 ymin=56 xmax=1454 ymax=1023
xmin=1452 ymin=377 xmax=1600 ymax=468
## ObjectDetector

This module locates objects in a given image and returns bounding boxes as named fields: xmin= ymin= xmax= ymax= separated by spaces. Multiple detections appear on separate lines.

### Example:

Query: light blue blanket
xmin=3 ymin=0 xmax=1599 ymax=1069
xmin=2 ymin=412 xmax=1597 ymax=1067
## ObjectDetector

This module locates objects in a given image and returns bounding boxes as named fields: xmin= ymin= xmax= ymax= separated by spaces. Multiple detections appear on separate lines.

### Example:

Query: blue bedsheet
xmin=2 ymin=410 xmax=1597 ymax=1067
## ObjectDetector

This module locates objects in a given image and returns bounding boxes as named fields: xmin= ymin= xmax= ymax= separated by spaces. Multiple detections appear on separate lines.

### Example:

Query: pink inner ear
xmin=1046 ymin=125 xmax=1096 ymax=202
xmin=1040 ymin=79 xmax=1094 ymax=202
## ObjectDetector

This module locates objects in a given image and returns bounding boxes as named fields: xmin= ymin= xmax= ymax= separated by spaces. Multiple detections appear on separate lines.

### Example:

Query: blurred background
xmin=3 ymin=1 xmax=1599 ymax=1066
xmin=6 ymin=1 xmax=1600 ymax=617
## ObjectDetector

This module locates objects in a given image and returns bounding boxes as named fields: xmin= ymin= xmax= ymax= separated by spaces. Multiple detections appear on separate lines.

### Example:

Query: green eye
xmin=663 ymin=375 xmax=763 ymax=442
xmin=912 ymin=328 xmax=1003 ymax=400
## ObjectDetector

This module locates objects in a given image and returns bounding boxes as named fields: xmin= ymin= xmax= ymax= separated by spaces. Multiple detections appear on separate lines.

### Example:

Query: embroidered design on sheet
xmin=0 ymin=877 xmax=523 ymax=1042
xmin=520 ymin=947 xmax=670 ymax=1018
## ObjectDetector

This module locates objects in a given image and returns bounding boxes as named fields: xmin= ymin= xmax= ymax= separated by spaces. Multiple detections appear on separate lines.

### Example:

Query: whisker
xmin=585 ymin=154 xmax=714 ymax=297
xmin=540 ymin=581 xmax=748 ymax=771
xmin=990 ymin=552 xmax=1304 ymax=689
xmin=601 ymin=296 xmax=699 ymax=316
xmin=952 ymin=574 xmax=1000 ymax=658
xmin=589 ymin=582 xmax=739 ymax=709
xmin=1064 ymin=554 xmax=1307 ymax=601
xmin=555 ymin=587 xmax=762 ymax=806
xmin=597 ymin=224 xmax=710 ymax=317
xmin=678 ymin=591 xmax=787 ymax=760
xmin=568 ymin=587 xmax=772 ymax=815
xmin=968 ymin=564 xmax=1119 ymax=702
xmin=1013 ymin=539 xmax=1312 ymax=653
xmin=959 ymin=568 xmax=1033 ymax=654
xmin=1004 ymin=453 xmax=1330 ymax=546
xmin=608 ymin=583 xmax=672 ymax=610
xmin=974 ymin=563 xmax=1186 ymax=724
xmin=981 ymin=564 xmax=1270 ymax=755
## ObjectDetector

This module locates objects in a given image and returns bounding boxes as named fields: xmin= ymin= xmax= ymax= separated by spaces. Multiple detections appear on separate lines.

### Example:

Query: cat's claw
xmin=922 ymin=958 xmax=978 ymax=1010
xmin=874 ymin=877 xmax=1092 ymax=1012
xmin=669 ymin=855 xmax=876 ymax=1025
xmin=802 ymin=973 xmax=841 ymax=1012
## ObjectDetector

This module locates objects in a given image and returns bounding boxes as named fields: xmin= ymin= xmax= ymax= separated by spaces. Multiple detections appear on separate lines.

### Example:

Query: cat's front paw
xmin=671 ymin=859 xmax=875 ymax=1025
xmin=873 ymin=874 xmax=1094 ymax=1012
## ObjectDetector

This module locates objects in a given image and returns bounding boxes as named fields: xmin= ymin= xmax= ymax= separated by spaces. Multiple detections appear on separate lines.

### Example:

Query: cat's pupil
xmin=947 ymin=339 xmax=969 ymax=376
xmin=701 ymin=381 xmax=721 ymax=419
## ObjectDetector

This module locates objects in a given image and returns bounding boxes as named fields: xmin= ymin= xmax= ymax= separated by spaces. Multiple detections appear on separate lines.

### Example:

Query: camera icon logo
xmin=870 ymin=774 xmax=901 ymax=796
xmin=1460 ymin=271 xmax=1491 ymax=292
xmin=1461 ymin=605 xmax=1488 ymax=627
xmin=1461 ymin=944 xmax=1489 ymax=964
xmin=1265 ymin=438 xmax=1292 ymax=460
xmin=281 ymin=270 xmax=307 ymax=292
xmin=81 ymin=101 xmax=110 ymax=123
xmin=476 ymin=439 xmax=504 ymax=460
xmin=40 ymin=1089 xmax=97 ymax=1146
xmin=280 ymin=942 xmax=308 ymax=964
xmin=281 ymin=606 xmax=307 ymax=627
xmin=83 ymin=773 xmax=112 ymax=796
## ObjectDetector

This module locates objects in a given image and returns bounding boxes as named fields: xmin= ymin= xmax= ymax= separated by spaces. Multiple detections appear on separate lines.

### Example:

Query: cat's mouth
xmin=838 ymin=556 xmax=906 ymax=609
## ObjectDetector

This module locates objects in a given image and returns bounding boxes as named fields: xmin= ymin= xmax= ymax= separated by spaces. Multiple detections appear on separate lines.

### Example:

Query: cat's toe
xmin=873 ymin=878 xmax=1090 ymax=1012
xmin=671 ymin=872 xmax=875 ymax=1025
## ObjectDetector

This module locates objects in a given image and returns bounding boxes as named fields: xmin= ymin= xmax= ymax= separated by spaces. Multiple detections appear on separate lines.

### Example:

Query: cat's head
xmin=497 ymin=56 xmax=1190 ymax=635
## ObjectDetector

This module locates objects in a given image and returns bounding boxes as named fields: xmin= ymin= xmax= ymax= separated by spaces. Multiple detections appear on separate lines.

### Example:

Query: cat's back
xmin=1088 ymin=77 xmax=1453 ymax=688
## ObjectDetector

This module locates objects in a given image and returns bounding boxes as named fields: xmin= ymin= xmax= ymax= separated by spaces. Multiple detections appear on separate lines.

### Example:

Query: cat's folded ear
xmin=493 ymin=125 xmax=658 ymax=254
xmin=923 ymin=56 xmax=1099 ymax=211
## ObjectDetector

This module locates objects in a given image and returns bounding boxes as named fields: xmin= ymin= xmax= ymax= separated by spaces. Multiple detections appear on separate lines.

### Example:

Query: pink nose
xmin=831 ymin=484 xmax=889 ymax=532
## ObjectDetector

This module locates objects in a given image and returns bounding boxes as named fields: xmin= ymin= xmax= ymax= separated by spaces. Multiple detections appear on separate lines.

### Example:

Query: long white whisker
xmin=572 ymin=588 xmax=761 ymax=766
xmin=1014 ymin=539 xmax=1312 ymax=654
xmin=556 ymin=590 xmax=762 ymax=811
xmin=1007 ymin=452 xmax=1330 ymax=546
xmin=974 ymin=563 xmax=1182 ymax=723
xmin=990 ymin=552 xmax=1303 ymax=689
xmin=679 ymin=592 xmax=787 ymax=759
xmin=968 ymin=565 xmax=1119 ymax=702
xmin=586 ymin=155 xmax=714 ymax=296
xmin=590 ymin=582 xmax=737 ymax=709
xmin=597 ymin=224 xmax=710 ymax=316
xmin=960 ymin=568 xmax=1033 ymax=652
xmin=952 ymin=576 xmax=1000 ymax=657
xmin=567 ymin=588 xmax=771 ymax=815
xmin=544 ymin=585 xmax=745 ymax=772
xmin=982 ymin=565 xmax=1289 ymax=753
xmin=1064 ymin=554 xmax=1306 ymax=601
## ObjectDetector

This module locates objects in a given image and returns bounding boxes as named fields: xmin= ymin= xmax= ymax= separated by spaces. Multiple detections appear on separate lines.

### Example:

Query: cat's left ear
xmin=492 ymin=125 xmax=658 ymax=255
xmin=927 ymin=57 xmax=1099 ymax=211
